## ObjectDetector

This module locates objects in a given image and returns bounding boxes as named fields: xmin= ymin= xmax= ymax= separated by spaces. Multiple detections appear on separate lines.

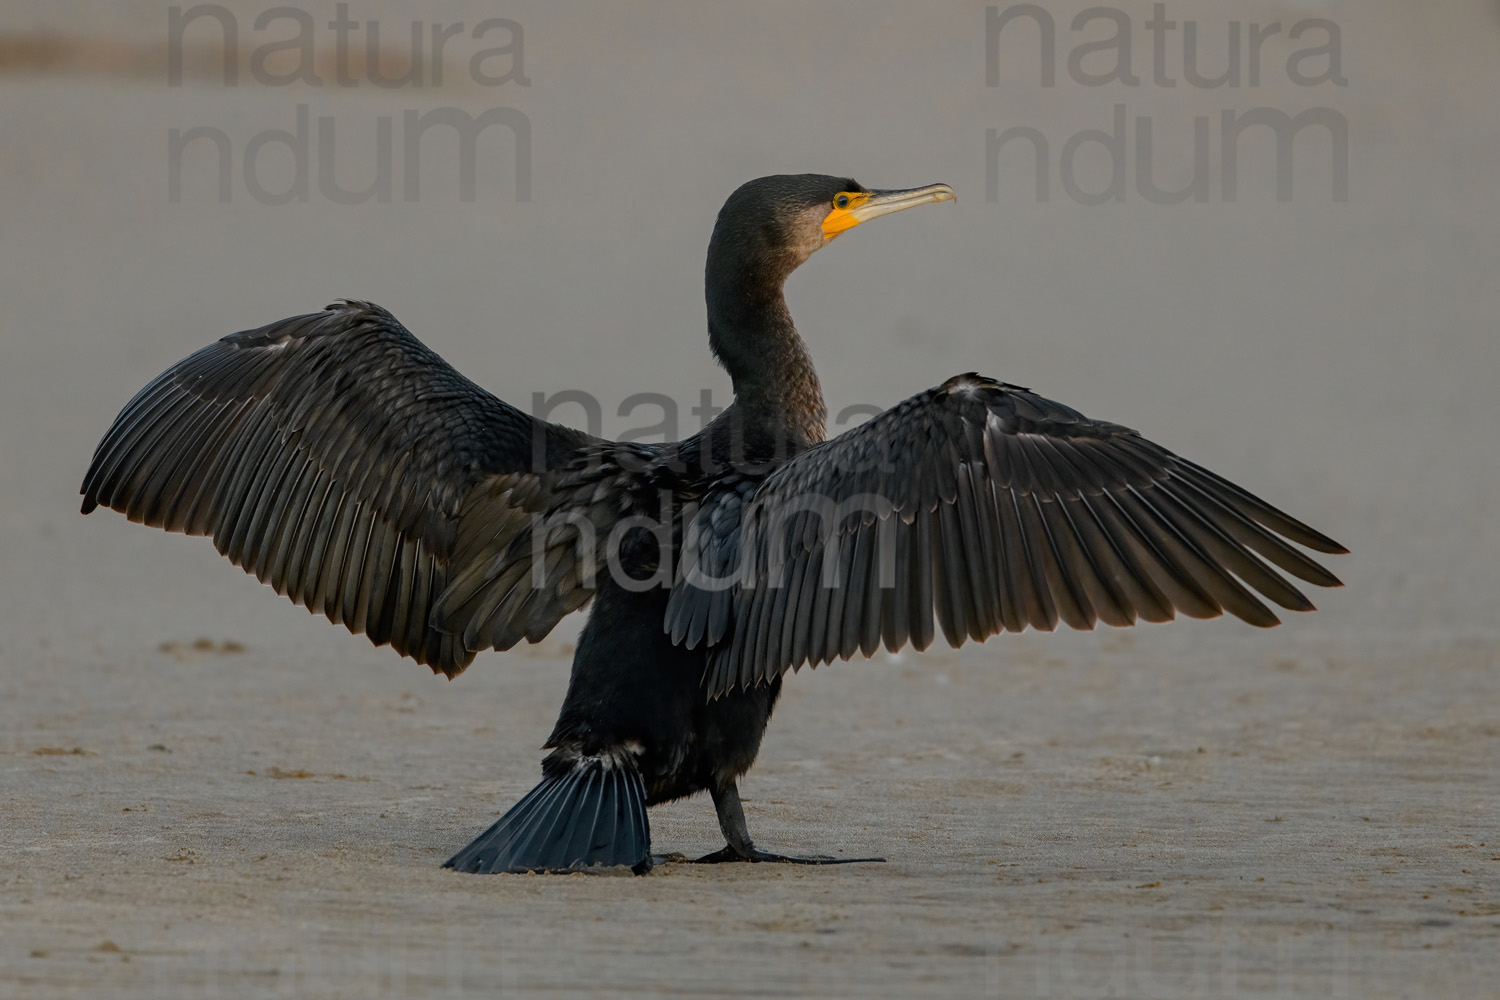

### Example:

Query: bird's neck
xmin=707 ymin=284 xmax=827 ymax=454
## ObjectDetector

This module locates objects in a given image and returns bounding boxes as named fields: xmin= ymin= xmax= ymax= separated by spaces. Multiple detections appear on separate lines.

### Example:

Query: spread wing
xmin=666 ymin=374 xmax=1347 ymax=698
xmin=80 ymin=300 xmax=627 ymax=677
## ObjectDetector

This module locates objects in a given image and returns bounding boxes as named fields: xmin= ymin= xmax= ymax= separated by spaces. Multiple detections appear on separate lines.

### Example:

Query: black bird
xmin=80 ymin=174 xmax=1345 ymax=873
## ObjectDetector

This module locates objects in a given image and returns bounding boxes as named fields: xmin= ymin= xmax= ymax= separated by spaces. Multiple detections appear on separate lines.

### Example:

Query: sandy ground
xmin=2 ymin=2 xmax=1497 ymax=997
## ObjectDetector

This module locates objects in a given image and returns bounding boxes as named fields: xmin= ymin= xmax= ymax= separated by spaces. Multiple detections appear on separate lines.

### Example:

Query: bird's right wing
xmin=81 ymin=300 xmax=629 ymax=677
xmin=666 ymin=374 xmax=1346 ymax=698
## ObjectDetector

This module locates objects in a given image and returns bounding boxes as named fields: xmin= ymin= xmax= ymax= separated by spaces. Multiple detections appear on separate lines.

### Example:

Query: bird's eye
xmin=834 ymin=194 xmax=851 ymax=209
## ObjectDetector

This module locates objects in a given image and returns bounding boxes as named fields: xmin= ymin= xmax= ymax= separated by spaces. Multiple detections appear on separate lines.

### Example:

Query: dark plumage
xmin=80 ymin=174 xmax=1346 ymax=873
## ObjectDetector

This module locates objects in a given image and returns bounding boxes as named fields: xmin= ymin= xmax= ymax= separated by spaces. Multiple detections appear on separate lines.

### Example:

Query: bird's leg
xmin=704 ymin=779 xmax=757 ymax=857
xmin=691 ymin=780 xmax=885 ymax=865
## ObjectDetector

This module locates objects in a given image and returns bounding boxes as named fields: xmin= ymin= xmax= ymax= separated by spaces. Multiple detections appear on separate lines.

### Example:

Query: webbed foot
xmin=691 ymin=845 xmax=884 ymax=865
xmin=699 ymin=780 xmax=883 ymax=866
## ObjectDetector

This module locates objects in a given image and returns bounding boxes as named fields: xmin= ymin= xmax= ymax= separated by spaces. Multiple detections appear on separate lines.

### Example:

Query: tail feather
xmin=560 ymin=768 xmax=607 ymax=863
xmin=504 ymin=772 xmax=578 ymax=864
xmin=623 ymin=767 xmax=650 ymax=864
xmin=444 ymin=753 xmax=651 ymax=874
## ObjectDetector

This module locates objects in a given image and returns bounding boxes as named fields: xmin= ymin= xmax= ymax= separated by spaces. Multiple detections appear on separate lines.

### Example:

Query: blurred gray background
xmin=2 ymin=2 xmax=1496 ymax=997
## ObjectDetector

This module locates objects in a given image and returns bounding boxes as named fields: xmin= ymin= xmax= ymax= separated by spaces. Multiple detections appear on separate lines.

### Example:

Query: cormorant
xmin=80 ymin=174 xmax=1345 ymax=874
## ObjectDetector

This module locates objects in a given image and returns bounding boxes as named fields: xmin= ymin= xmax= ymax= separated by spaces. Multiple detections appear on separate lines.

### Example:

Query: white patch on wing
xmin=940 ymin=373 xmax=986 ymax=397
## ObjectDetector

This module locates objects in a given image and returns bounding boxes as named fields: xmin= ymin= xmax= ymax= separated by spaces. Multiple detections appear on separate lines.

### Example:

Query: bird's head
xmin=707 ymin=174 xmax=955 ymax=289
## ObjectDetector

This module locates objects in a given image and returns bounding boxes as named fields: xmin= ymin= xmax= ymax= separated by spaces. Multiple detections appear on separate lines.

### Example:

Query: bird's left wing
xmin=80 ymin=300 xmax=630 ymax=677
xmin=666 ymin=374 xmax=1346 ymax=699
